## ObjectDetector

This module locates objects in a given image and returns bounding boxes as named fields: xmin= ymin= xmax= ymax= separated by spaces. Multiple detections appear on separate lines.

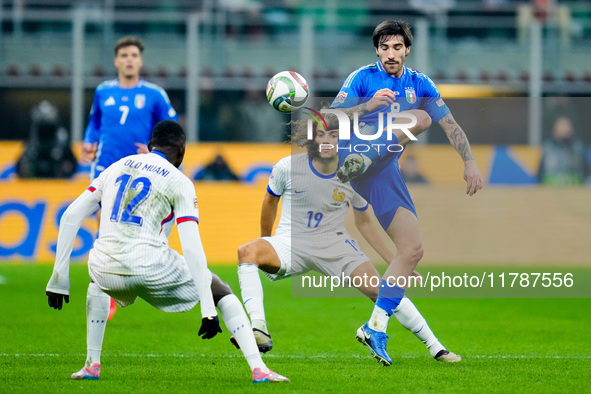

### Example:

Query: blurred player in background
xmin=330 ymin=19 xmax=483 ymax=364
xmin=236 ymin=122 xmax=460 ymax=365
xmin=81 ymin=36 xmax=178 ymax=178
xmin=46 ymin=120 xmax=288 ymax=383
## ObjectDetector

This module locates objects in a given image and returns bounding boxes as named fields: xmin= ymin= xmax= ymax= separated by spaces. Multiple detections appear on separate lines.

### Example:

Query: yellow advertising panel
xmin=2 ymin=142 xmax=559 ymax=264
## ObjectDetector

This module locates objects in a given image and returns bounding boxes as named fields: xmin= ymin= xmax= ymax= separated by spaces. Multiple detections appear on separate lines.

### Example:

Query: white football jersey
xmin=267 ymin=153 xmax=368 ymax=238
xmin=89 ymin=151 xmax=199 ymax=275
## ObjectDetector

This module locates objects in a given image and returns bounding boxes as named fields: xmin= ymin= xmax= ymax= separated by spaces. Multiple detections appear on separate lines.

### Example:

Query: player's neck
xmin=118 ymin=75 xmax=140 ymax=88
xmin=312 ymin=157 xmax=338 ymax=175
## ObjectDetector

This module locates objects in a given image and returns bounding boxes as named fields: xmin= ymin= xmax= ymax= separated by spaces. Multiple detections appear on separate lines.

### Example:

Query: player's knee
xmin=410 ymin=244 xmax=424 ymax=264
xmin=238 ymin=240 xmax=265 ymax=266
xmin=400 ymin=243 xmax=424 ymax=265
xmin=238 ymin=242 xmax=255 ymax=265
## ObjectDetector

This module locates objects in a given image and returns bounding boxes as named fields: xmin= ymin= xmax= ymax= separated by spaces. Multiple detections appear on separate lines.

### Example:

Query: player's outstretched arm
xmin=46 ymin=190 xmax=101 ymax=307
xmin=260 ymin=192 xmax=280 ymax=237
xmin=353 ymin=208 xmax=395 ymax=265
xmin=437 ymin=113 xmax=484 ymax=196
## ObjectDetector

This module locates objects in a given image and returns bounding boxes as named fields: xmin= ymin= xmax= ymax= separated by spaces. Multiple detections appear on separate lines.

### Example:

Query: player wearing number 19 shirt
xmin=236 ymin=126 xmax=458 ymax=364
xmin=82 ymin=36 xmax=178 ymax=180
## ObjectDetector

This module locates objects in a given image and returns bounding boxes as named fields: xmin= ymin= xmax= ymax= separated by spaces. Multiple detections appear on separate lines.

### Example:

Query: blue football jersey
xmin=330 ymin=63 xmax=449 ymax=229
xmin=83 ymin=79 xmax=178 ymax=179
xmin=331 ymin=63 xmax=450 ymax=124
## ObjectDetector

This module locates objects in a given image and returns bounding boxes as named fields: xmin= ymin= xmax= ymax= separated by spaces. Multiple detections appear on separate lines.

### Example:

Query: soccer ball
xmin=266 ymin=71 xmax=309 ymax=112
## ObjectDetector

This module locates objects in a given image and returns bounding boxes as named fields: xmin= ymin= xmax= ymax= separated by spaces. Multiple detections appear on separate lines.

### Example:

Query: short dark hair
xmin=114 ymin=36 xmax=144 ymax=56
xmin=151 ymin=120 xmax=186 ymax=149
xmin=372 ymin=20 xmax=413 ymax=48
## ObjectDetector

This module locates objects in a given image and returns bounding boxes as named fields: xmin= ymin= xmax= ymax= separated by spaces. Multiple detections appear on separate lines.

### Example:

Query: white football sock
xmin=393 ymin=297 xmax=445 ymax=357
xmin=86 ymin=282 xmax=110 ymax=367
xmin=217 ymin=294 xmax=268 ymax=373
xmin=368 ymin=305 xmax=391 ymax=333
xmin=237 ymin=263 xmax=266 ymax=323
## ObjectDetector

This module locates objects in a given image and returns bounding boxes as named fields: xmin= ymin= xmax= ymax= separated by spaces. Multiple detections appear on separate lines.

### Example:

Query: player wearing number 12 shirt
xmin=82 ymin=36 xmax=178 ymax=180
xmin=46 ymin=121 xmax=289 ymax=383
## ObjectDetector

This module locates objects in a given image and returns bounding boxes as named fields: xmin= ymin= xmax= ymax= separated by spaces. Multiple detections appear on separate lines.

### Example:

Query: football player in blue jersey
xmin=330 ymin=20 xmax=484 ymax=365
xmin=81 ymin=36 xmax=178 ymax=179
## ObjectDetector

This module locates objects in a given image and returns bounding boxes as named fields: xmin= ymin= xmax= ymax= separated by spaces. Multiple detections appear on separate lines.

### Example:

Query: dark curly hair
xmin=372 ymin=20 xmax=413 ymax=48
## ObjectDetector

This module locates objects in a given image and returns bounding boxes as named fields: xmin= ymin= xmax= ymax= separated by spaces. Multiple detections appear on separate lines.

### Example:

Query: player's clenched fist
xmin=367 ymin=88 xmax=397 ymax=112
xmin=80 ymin=142 xmax=97 ymax=164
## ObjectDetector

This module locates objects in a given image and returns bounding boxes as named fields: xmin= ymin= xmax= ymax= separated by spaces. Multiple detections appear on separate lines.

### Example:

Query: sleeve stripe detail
xmin=159 ymin=209 xmax=174 ymax=235
xmin=353 ymin=202 xmax=369 ymax=211
xmin=87 ymin=186 xmax=96 ymax=192
xmin=343 ymin=63 xmax=374 ymax=89
xmin=266 ymin=185 xmax=281 ymax=197
xmin=161 ymin=210 xmax=174 ymax=225
xmin=176 ymin=216 xmax=199 ymax=224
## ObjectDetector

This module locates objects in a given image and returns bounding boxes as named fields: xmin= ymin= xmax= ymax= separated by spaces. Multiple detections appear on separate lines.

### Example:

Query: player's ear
xmin=405 ymin=46 xmax=411 ymax=55
xmin=147 ymin=140 xmax=153 ymax=152
xmin=175 ymin=145 xmax=186 ymax=168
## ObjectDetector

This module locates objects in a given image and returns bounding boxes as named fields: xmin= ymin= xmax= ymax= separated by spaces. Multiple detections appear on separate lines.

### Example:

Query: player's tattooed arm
xmin=438 ymin=113 xmax=475 ymax=162
xmin=438 ymin=113 xmax=484 ymax=196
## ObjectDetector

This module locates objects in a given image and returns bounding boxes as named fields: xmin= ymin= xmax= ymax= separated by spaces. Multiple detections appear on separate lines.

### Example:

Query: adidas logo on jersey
xmin=104 ymin=96 xmax=116 ymax=106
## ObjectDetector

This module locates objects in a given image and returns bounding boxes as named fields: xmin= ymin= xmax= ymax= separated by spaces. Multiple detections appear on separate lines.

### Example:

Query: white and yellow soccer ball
xmin=265 ymin=71 xmax=309 ymax=112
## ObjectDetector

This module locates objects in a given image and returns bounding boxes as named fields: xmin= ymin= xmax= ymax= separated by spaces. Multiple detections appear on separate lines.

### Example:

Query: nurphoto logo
xmin=304 ymin=107 xmax=417 ymax=153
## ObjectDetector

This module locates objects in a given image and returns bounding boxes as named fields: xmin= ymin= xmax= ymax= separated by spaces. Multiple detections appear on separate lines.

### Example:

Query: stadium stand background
xmin=1 ymin=0 xmax=591 ymax=143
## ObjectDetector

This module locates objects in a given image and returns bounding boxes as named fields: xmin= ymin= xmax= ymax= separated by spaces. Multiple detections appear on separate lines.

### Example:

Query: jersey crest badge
xmin=135 ymin=94 xmax=146 ymax=109
xmin=331 ymin=188 xmax=345 ymax=206
xmin=405 ymin=87 xmax=416 ymax=104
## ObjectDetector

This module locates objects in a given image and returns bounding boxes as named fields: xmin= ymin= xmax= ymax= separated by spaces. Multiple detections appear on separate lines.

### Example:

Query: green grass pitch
xmin=0 ymin=262 xmax=589 ymax=393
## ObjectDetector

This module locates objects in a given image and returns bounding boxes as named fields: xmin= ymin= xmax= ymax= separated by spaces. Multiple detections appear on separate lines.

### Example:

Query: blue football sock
xmin=375 ymin=279 xmax=406 ymax=315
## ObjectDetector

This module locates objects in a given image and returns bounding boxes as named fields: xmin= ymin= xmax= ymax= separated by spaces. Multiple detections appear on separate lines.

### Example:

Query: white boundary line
xmin=1 ymin=353 xmax=589 ymax=359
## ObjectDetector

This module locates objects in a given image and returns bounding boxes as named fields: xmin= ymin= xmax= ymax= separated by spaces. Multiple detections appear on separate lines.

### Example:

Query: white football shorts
xmin=88 ymin=248 xmax=199 ymax=313
xmin=261 ymin=232 xmax=369 ymax=281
